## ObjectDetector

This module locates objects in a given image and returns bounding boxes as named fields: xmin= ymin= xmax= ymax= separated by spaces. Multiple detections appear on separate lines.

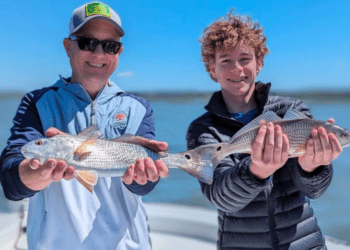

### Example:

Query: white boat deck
xmin=0 ymin=203 xmax=348 ymax=250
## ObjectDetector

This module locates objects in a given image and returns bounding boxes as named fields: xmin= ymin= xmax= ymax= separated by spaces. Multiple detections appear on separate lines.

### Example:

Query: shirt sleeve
xmin=0 ymin=91 xmax=46 ymax=200
xmin=123 ymin=97 xmax=159 ymax=196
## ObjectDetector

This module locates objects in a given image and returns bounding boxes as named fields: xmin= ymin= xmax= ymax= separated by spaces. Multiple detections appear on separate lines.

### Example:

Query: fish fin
xmin=75 ymin=170 xmax=98 ymax=193
xmin=73 ymin=137 xmax=97 ymax=160
xmin=231 ymin=111 xmax=282 ymax=142
xmin=78 ymin=125 xmax=105 ymax=139
xmin=283 ymin=109 xmax=310 ymax=121
xmin=289 ymin=144 xmax=306 ymax=158
xmin=241 ymin=151 xmax=252 ymax=154
xmin=158 ymin=151 xmax=169 ymax=157
xmin=111 ymin=134 xmax=164 ymax=153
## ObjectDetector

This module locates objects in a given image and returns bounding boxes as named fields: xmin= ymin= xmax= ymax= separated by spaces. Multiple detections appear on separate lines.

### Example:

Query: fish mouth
xmin=20 ymin=148 xmax=40 ymax=160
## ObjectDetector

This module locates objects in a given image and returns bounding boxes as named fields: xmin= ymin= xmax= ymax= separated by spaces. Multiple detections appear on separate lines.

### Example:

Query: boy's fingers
xmin=281 ymin=134 xmax=289 ymax=161
xmin=273 ymin=125 xmax=283 ymax=163
xmin=329 ymin=133 xmax=343 ymax=159
xmin=263 ymin=123 xmax=275 ymax=162
xmin=327 ymin=118 xmax=335 ymax=124
xmin=252 ymin=125 xmax=266 ymax=160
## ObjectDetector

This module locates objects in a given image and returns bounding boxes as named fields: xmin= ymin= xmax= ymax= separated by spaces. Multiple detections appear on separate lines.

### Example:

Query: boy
xmin=186 ymin=10 xmax=342 ymax=249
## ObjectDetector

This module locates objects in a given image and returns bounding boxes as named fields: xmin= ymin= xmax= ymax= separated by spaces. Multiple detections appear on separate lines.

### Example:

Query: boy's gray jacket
xmin=187 ymin=82 xmax=332 ymax=250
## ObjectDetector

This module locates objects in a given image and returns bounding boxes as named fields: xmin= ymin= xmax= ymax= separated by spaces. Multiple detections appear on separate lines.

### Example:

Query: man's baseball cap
xmin=69 ymin=2 xmax=125 ymax=37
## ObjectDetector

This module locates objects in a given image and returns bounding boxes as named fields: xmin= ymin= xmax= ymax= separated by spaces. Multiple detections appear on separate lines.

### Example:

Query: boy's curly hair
xmin=200 ymin=9 xmax=269 ymax=82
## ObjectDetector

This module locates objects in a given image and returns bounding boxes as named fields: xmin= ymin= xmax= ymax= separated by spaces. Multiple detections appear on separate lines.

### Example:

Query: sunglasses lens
xmin=76 ymin=37 xmax=96 ymax=51
xmin=74 ymin=37 xmax=121 ymax=54
xmin=103 ymin=41 xmax=121 ymax=54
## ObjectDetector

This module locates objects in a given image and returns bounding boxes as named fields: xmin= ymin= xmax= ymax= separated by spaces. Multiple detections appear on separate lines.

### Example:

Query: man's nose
xmin=92 ymin=44 xmax=104 ymax=55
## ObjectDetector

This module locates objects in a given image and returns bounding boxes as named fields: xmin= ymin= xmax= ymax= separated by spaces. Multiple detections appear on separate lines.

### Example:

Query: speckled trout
xmin=211 ymin=109 xmax=350 ymax=166
xmin=21 ymin=126 xmax=218 ymax=192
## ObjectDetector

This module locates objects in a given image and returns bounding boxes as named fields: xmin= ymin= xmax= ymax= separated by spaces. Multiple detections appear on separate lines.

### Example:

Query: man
xmin=0 ymin=2 xmax=168 ymax=249
xmin=186 ymin=10 xmax=342 ymax=249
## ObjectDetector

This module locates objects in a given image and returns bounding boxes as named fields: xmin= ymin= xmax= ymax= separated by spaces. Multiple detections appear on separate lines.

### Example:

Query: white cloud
xmin=117 ymin=72 xmax=132 ymax=77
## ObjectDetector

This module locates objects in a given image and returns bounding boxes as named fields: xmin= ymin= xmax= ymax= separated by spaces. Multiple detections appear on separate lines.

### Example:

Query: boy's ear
xmin=210 ymin=65 xmax=218 ymax=79
xmin=256 ymin=60 xmax=263 ymax=74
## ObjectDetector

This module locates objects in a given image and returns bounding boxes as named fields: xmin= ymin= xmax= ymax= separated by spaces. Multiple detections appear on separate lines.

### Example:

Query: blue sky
xmin=1 ymin=0 xmax=349 ymax=93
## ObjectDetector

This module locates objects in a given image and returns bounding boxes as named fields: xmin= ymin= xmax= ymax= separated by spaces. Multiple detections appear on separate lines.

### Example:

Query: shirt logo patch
xmin=113 ymin=112 xmax=128 ymax=129
xmin=86 ymin=3 xmax=111 ymax=18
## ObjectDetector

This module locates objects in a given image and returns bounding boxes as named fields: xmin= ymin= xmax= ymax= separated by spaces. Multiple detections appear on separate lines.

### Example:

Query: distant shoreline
xmin=0 ymin=90 xmax=349 ymax=102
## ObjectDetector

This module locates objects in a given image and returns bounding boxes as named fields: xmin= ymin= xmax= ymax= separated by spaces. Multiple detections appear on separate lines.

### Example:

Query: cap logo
xmin=85 ymin=3 xmax=111 ymax=18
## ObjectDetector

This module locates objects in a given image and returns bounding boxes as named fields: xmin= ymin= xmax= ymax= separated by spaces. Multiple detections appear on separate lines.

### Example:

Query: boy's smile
xmin=210 ymin=43 xmax=262 ymax=98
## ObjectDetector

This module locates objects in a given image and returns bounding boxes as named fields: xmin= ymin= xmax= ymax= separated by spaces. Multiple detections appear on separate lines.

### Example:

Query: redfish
xmin=212 ymin=109 xmax=350 ymax=166
xmin=21 ymin=126 xmax=218 ymax=192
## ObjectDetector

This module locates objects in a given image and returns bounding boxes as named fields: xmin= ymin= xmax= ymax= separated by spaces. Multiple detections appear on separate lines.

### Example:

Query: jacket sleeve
xmin=289 ymin=99 xmax=333 ymax=199
xmin=0 ymin=92 xmax=44 ymax=201
xmin=187 ymin=122 xmax=272 ymax=213
xmin=123 ymin=98 xmax=159 ymax=196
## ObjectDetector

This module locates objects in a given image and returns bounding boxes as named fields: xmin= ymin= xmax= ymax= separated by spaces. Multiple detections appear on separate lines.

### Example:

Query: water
xmin=0 ymin=93 xmax=349 ymax=242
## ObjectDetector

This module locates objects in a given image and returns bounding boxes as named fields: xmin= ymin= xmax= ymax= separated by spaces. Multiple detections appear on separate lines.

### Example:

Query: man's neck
xmin=70 ymin=77 xmax=109 ymax=100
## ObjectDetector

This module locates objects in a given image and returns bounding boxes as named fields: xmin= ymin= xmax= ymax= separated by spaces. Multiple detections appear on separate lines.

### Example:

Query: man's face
xmin=210 ymin=43 xmax=262 ymax=98
xmin=63 ymin=19 xmax=123 ymax=87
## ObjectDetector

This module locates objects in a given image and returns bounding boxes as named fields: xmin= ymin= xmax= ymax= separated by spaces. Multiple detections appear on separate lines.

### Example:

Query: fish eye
xmin=217 ymin=146 xmax=222 ymax=152
xmin=341 ymin=133 xmax=349 ymax=139
xmin=185 ymin=154 xmax=191 ymax=160
xmin=35 ymin=140 xmax=43 ymax=145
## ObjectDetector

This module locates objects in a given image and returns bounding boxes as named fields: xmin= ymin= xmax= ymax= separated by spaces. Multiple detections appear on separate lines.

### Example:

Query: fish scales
xmin=213 ymin=110 xmax=350 ymax=164
xmin=21 ymin=125 xmax=221 ymax=192
xmin=227 ymin=120 xmax=340 ymax=155
xmin=47 ymin=134 xmax=167 ymax=171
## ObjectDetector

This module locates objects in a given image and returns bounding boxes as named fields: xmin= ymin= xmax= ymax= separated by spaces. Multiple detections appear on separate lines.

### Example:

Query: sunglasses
xmin=70 ymin=36 xmax=122 ymax=55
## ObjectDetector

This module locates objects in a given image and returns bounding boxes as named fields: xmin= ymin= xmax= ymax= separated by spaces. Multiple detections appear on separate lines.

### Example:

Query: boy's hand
xmin=298 ymin=118 xmax=343 ymax=172
xmin=122 ymin=140 xmax=169 ymax=185
xmin=250 ymin=122 xmax=289 ymax=180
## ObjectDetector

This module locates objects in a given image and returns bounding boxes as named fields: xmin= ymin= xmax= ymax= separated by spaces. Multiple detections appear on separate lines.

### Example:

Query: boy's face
xmin=210 ymin=43 xmax=262 ymax=98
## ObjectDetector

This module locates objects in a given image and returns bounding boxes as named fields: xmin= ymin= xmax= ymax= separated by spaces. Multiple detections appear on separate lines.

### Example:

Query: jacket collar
xmin=205 ymin=81 xmax=271 ymax=119
xmin=54 ymin=76 xmax=124 ymax=103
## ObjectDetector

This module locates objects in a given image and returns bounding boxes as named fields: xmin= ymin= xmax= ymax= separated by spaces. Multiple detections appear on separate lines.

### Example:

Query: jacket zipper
xmin=77 ymin=84 xmax=106 ymax=126
xmin=91 ymin=100 xmax=96 ymax=125
xmin=267 ymin=190 xmax=279 ymax=250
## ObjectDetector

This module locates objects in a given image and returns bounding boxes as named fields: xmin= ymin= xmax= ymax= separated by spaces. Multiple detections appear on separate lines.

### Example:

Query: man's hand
xmin=18 ymin=127 xmax=75 ymax=191
xmin=250 ymin=122 xmax=290 ymax=180
xmin=122 ymin=140 xmax=169 ymax=185
xmin=298 ymin=118 xmax=343 ymax=172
